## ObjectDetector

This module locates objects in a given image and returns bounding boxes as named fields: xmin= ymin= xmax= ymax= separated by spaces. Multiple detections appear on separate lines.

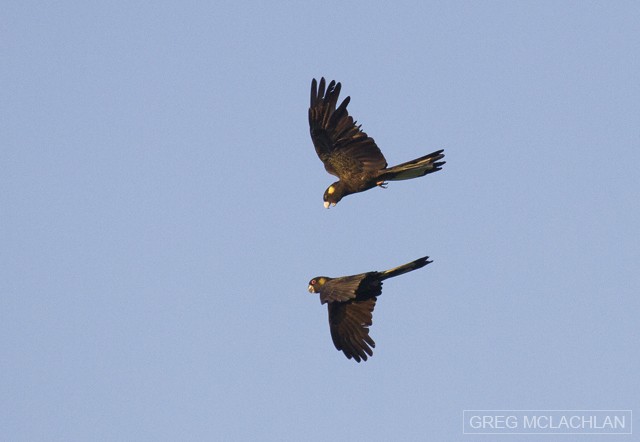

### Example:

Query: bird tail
xmin=379 ymin=149 xmax=445 ymax=181
xmin=380 ymin=256 xmax=432 ymax=280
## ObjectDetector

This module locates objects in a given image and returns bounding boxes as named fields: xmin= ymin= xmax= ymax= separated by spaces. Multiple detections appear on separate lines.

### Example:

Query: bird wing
xmin=319 ymin=274 xmax=366 ymax=304
xmin=328 ymin=298 xmax=376 ymax=362
xmin=309 ymin=78 xmax=387 ymax=177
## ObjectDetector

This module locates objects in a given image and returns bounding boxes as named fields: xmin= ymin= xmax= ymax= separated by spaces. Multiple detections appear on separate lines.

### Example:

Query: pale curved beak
xmin=323 ymin=201 xmax=330 ymax=209
xmin=308 ymin=285 xmax=314 ymax=293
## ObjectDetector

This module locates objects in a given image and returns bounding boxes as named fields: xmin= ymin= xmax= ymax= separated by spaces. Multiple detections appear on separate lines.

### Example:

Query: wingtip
xmin=312 ymin=77 xmax=343 ymax=103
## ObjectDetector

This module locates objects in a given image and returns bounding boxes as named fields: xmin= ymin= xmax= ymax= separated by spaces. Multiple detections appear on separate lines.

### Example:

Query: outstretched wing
xmin=328 ymin=298 xmax=376 ymax=362
xmin=309 ymin=78 xmax=387 ymax=177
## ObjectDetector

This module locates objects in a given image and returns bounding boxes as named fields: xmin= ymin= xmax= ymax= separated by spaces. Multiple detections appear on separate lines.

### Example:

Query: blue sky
xmin=2 ymin=1 xmax=639 ymax=440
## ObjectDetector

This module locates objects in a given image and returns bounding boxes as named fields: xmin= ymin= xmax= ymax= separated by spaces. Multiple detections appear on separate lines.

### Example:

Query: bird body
xmin=308 ymin=256 xmax=432 ymax=362
xmin=309 ymin=78 xmax=445 ymax=207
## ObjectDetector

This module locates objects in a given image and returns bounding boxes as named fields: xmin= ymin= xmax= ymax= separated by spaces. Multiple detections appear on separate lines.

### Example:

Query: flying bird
xmin=309 ymin=78 xmax=445 ymax=208
xmin=308 ymin=255 xmax=432 ymax=362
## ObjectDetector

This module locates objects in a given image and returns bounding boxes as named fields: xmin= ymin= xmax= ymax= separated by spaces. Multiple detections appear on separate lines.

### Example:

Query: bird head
xmin=323 ymin=182 xmax=345 ymax=208
xmin=308 ymin=277 xmax=329 ymax=293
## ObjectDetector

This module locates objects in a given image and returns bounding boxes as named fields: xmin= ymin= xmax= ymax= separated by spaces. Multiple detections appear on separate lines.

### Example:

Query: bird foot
xmin=377 ymin=181 xmax=388 ymax=189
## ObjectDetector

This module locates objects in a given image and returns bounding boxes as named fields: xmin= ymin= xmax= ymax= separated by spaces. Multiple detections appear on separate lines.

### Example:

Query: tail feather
xmin=380 ymin=256 xmax=432 ymax=281
xmin=379 ymin=149 xmax=445 ymax=181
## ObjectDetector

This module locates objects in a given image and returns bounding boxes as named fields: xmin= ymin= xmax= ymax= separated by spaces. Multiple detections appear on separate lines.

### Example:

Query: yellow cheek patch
xmin=327 ymin=186 xmax=335 ymax=195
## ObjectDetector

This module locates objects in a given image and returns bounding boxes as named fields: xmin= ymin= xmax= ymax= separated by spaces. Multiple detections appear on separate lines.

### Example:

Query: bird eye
xmin=311 ymin=279 xmax=316 ymax=285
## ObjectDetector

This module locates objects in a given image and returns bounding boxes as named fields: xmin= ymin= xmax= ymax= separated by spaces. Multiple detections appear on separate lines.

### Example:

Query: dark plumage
xmin=307 ymin=256 xmax=432 ymax=362
xmin=309 ymin=78 xmax=445 ymax=208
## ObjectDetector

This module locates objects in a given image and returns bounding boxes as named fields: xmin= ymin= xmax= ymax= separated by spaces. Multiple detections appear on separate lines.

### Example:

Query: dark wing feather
xmin=309 ymin=78 xmax=387 ymax=177
xmin=328 ymin=299 xmax=376 ymax=362
xmin=319 ymin=274 xmax=367 ymax=304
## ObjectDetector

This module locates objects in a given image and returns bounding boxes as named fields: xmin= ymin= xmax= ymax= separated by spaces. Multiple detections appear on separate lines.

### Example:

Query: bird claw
xmin=377 ymin=181 xmax=388 ymax=189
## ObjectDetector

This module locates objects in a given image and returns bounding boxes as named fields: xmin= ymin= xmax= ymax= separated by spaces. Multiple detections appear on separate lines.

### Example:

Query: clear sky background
xmin=2 ymin=1 xmax=639 ymax=441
